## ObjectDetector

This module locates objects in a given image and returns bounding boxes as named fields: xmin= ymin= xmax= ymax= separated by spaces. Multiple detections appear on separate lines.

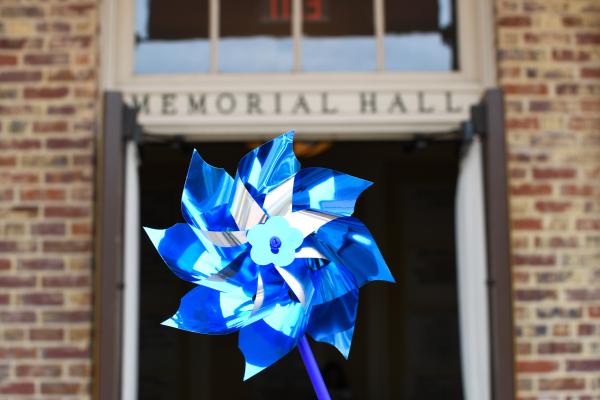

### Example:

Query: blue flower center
xmin=269 ymin=236 xmax=282 ymax=254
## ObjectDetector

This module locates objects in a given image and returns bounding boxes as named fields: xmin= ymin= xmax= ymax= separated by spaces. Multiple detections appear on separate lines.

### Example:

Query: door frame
xmin=92 ymin=89 xmax=515 ymax=400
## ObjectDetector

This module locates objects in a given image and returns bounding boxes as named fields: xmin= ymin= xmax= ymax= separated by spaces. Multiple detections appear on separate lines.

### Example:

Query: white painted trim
xmin=209 ymin=0 xmax=219 ymax=73
xmin=292 ymin=0 xmax=302 ymax=71
xmin=101 ymin=0 xmax=497 ymax=89
xmin=455 ymin=137 xmax=491 ymax=400
xmin=374 ymin=0 xmax=385 ymax=71
xmin=121 ymin=143 xmax=141 ymax=400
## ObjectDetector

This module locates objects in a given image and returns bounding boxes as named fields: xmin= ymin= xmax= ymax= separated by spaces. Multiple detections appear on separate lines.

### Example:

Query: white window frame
xmin=101 ymin=0 xmax=496 ymax=137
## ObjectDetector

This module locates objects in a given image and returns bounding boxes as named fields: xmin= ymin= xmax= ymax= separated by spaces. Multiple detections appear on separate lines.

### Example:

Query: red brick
xmin=0 ymin=156 xmax=17 ymax=166
xmin=45 ymin=206 xmax=90 ymax=218
xmin=552 ymin=49 xmax=590 ymax=62
xmin=30 ymin=328 xmax=64 ymax=341
xmin=21 ymin=293 xmax=64 ymax=306
xmin=42 ymin=275 xmax=90 ymax=288
xmin=576 ymin=219 xmax=600 ymax=230
xmin=43 ymin=311 xmax=91 ymax=324
xmin=0 ymin=382 xmax=35 ymax=395
xmin=562 ymin=16 xmax=582 ymax=27
xmin=0 ymin=311 xmax=36 ymax=323
xmin=0 ymin=138 xmax=41 ymax=150
xmin=33 ymin=121 xmax=68 ymax=133
xmin=517 ymin=360 xmax=558 ymax=373
xmin=538 ymin=342 xmax=582 ymax=354
xmin=36 ymin=21 xmax=71 ymax=33
xmin=0 ymin=55 xmax=17 ymax=65
xmin=47 ymin=138 xmax=92 ymax=149
xmin=576 ymin=33 xmax=600 ymax=45
xmin=16 ymin=365 xmax=62 ymax=377
xmin=45 ymin=170 xmax=92 ymax=183
xmin=582 ymin=68 xmax=600 ymax=78
xmin=31 ymin=223 xmax=66 ymax=235
xmin=49 ymin=36 xmax=93 ymax=50
xmin=72 ymin=222 xmax=92 ymax=235
xmin=24 ymin=53 xmax=69 ymax=65
xmin=506 ymin=117 xmax=539 ymax=130
xmin=504 ymin=84 xmax=548 ymax=95
xmin=513 ymin=254 xmax=555 ymax=266
xmin=562 ymin=184 xmax=594 ymax=196
xmin=579 ymin=324 xmax=596 ymax=336
xmin=511 ymin=184 xmax=552 ymax=196
xmin=24 ymin=87 xmax=68 ymax=99
xmin=0 ymin=71 xmax=42 ymax=82
xmin=0 ymin=276 xmax=35 ymax=287
xmin=566 ymin=289 xmax=600 ymax=301
xmin=515 ymin=290 xmax=557 ymax=301
xmin=539 ymin=378 xmax=585 ymax=391
xmin=0 ymin=259 xmax=12 ymax=271
xmin=21 ymin=189 xmax=66 ymax=201
xmin=498 ymin=16 xmax=531 ymax=27
xmin=512 ymin=219 xmax=542 ymax=230
xmin=51 ymin=4 xmax=95 ymax=16
xmin=43 ymin=240 xmax=91 ymax=252
xmin=2 ymin=348 xmax=36 ymax=361
xmin=48 ymin=105 xmax=76 ymax=115
xmin=18 ymin=258 xmax=63 ymax=271
xmin=1 ymin=6 xmax=44 ymax=17
xmin=532 ymin=167 xmax=576 ymax=179
xmin=0 ymin=38 xmax=27 ymax=49
xmin=69 ymin=364 xmax=90 ymax=377
xmin=43 ymin=347 xmax=90 ymax=359
xmin=535 ymin=201 xmax=571 ymax=213
xmin=567 ymin=360 xmax=600 ymax=371
xmin=41 ymin=382 xmax=80 ymax=395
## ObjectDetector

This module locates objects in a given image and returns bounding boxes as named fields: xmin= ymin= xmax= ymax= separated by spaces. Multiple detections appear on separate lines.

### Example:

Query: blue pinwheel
xmin=144 ymin=130 xmax=394 ymax=386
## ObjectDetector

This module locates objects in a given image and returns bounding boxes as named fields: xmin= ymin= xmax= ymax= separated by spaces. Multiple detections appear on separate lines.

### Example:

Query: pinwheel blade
xmin=163 ymin=284 xmax=254 ymax=334
xmin=313 ymin=217 xmax=395 ymax=287
xmin=307 ymin=290 xmax=358 ymax=359
xmin=293 ymin=167 xmax=372 ymax=217
xmin=235 ymin=130 xmax=300 ymax=203
xmin=144 ymin=223 xmax=247 ymax=284
xmin=239 ymin=300 xmax=309 ymax=380
xmin=182 ymin=150 xmax=239 ymax=231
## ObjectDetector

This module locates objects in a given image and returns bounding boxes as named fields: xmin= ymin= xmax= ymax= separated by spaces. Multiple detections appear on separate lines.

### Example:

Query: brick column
xmin=497 ymin=1 xmax=600 ymax=398
xmin=0 ymin=1 xmax=97 ymax=397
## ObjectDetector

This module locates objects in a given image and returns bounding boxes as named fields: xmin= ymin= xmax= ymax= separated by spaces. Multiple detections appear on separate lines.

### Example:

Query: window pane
xmin=219 ymin=1 xmax=293 ymax=73
xmin=134 ymin=0 xmax=210 ymax=74
xmin=302 ymin=0 xmax=375 ymax=71
xmin=385 ymin=0 xmax=457 ymax=71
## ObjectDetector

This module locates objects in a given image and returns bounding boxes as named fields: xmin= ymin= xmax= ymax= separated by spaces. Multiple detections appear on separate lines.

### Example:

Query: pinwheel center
xmin=269 ymin=236 xmax=282 ymax=254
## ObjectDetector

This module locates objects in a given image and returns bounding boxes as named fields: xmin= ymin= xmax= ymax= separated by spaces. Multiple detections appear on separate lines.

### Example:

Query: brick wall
xmin=0 ymin=1 xmax=97 ymax=398
xmin=497 ymin=0 xmax=600 ymax=398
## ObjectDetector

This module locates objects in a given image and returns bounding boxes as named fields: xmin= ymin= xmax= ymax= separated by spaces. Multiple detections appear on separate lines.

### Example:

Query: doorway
xmin=138 ymin=139 xmax=463 ymax=399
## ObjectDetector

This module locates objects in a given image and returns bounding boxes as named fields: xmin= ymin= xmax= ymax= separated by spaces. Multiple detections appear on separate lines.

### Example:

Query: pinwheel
xmin=144 ymin=130 xmax=394 ymax=399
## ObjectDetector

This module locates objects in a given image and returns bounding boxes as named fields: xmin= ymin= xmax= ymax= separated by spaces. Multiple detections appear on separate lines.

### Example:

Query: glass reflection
xmin=302 ymin=0 xmax=375 ymax=72
xmin=134 ymin=0 xmax=210 ymax=74
xmin=385 ymin=0 xmax=457 ymax=71
xmin=219 ymin=1 xmax=293 ymax=73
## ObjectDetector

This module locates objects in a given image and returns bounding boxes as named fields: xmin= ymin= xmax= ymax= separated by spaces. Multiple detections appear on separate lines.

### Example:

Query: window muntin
xmin=133 ymin=0 xmax=458 ymax=74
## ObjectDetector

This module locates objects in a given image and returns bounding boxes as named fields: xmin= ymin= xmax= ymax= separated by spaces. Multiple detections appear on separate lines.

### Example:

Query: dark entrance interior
xmin=138 ymin=139 xmax=463 ymax=399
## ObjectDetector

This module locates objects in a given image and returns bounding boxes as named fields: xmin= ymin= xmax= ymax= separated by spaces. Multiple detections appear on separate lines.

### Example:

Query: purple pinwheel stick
xmin=298 ymin=335 xmax=332 ymax=400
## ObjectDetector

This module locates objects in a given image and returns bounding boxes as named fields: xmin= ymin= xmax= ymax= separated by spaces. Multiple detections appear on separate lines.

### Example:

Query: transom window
xmin=134 ymin=0 xmax=458 ymax=74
